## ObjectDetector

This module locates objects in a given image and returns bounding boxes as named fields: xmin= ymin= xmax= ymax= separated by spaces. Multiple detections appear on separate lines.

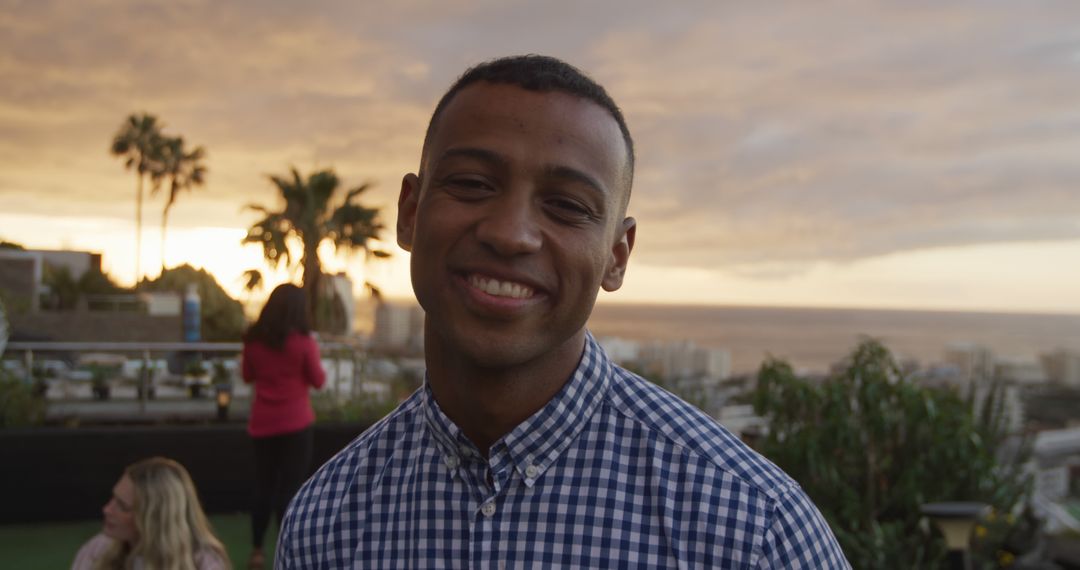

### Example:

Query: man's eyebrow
xmin=544 ymin=165 xmax=607 ymax=198
xmin=436 ymin=147 xmax=506 ymax=168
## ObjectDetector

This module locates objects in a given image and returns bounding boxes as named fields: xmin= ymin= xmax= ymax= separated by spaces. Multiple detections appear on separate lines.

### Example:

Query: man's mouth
xmin=468 ymin=274 xmax=536 ymax=299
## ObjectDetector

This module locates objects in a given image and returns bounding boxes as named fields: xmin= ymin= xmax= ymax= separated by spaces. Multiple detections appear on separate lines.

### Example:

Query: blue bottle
xmin=183 ymin=284 xmax=201 ymax=342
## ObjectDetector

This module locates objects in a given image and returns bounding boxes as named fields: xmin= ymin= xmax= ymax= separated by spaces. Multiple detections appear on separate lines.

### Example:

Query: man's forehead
xmin=424 ymin=82 xmax=632 ymax=197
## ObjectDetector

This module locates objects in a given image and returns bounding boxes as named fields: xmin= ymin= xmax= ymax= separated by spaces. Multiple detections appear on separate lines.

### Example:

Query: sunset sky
xmin=2 ymin=0 xmax=1078 ymax=313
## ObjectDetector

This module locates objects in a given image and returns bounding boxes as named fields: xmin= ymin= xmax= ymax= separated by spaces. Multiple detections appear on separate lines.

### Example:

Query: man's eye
xmin=546 ymin=198 xmax=595 ymax=222
xmin=448 ymin=177 xmax=490 ymax=190
xmin=444 ymin=178 xmax=493 ymax=198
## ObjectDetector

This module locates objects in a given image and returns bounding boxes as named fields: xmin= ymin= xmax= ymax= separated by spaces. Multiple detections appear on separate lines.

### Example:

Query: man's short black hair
xmin=421 ymin=54 xmax=635 ymax=188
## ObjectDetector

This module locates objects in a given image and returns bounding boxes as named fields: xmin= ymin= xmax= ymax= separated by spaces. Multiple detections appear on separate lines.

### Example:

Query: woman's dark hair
xmin=243 ymin=283 xmax=310 ymax=350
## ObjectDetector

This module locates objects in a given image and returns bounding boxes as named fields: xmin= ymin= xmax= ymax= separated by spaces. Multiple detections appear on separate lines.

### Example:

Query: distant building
xmin=0 ymin=248 xmax=183 ymax=342
xmin=319 ymin=272 xmax=356 ymax=335
xmin=0 ymin=250 xmax=47 ymax=312
xmin=0 ymin=248 xmax=104 ymax=312
xmin=639 ymin=339 xmax=731 ymax=381
xmin=944 ymin=342 xmax=995 ymax=387
xmin=994 ymin=357 xmax=1048 ymax=385
xmin=373 ymin=301 xmax=424 ymax=354
xmin=1042 ymin=349 xmax=1080 ymax=387
xmin=717 ymin=404 xmax=767 ymax=442
xmin=596 ymin=336 xmax=640 ymax=365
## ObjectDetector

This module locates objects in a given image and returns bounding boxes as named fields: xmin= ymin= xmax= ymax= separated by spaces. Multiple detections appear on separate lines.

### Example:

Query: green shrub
xmin=753 ymin=339 xmax=1030 ymax=569
xmin=0 ymin=370 xmax=45 ymax=427
xmin=312 ymin=392 xmax=395 ymax=425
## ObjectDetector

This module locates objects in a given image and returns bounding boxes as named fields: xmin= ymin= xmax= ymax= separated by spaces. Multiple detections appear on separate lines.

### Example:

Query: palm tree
xmin=110 ymin=113 xmax=165 ymax=283
xmin=242 ymin=269 xmax=264 ymax=294
xmin=240 ymin=268 xmax=264 ymax=321
xmin=154 ymin=136 xmax=207 ymax=272
xmin=242 ymin=167 xmax=389 ymax=328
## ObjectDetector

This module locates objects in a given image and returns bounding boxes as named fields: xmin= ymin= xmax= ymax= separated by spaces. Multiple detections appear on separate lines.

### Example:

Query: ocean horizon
xmin=586 ymin=302 xmax=1080 ymax=375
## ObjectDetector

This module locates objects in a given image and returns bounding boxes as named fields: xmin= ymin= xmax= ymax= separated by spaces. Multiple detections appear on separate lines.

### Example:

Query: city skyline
xmin=2 ymin=1 xmax=1079 ymax=313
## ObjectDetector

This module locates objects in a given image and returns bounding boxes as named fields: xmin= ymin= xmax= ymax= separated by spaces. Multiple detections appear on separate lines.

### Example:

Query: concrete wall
xmin=0 ymin=255 xmax=39 ymax=311
xmin=10 ymin=312 xmax=183 ymax=342
xmin=0 ymin=422 xmax=368 ymax=524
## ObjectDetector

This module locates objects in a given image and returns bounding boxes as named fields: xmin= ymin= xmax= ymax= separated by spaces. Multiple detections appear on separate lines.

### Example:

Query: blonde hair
xmin=95 ymin=457 xmax=230 ymax=570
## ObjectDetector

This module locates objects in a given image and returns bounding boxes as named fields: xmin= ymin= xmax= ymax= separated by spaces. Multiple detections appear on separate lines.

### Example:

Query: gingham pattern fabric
xmin=277 ymin=333 xmax=850 ymax=569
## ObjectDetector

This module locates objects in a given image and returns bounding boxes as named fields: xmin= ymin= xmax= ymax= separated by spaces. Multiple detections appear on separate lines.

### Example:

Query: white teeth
xmin=469 ymin=275 xmax=534 ymax=299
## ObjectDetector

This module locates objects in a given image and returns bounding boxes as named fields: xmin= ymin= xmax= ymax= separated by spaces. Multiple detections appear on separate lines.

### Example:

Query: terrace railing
xmin=3 ymin=340 xmax=367 ymax=421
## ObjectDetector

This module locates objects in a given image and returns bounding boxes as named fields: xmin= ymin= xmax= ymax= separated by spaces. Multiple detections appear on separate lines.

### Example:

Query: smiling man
xmin=277 ymin=55 xmax=849 ymax=569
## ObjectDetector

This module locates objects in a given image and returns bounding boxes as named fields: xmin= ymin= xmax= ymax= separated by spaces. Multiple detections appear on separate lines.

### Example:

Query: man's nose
xmin=474 ymin=193 xmax=542 ymax=256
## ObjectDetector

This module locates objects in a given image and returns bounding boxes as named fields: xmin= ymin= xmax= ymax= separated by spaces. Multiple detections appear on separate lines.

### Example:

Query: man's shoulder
xmin=605 ymin=365 xmax=799 ymax=503
xmin=278 ymin=390 xmax=425 ymax=567
xmin=602 ymin=365 xmax=851 ymax=568
xmin=290 ymin=389 xmax=424 ymax=507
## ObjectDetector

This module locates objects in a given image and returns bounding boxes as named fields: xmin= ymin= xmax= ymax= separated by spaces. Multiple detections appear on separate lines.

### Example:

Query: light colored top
xmin=277 ymin=332 xmax=851 ymax=569
xmin=242 ymin=332 xmax=326 ymax=438
xmin=71 ymin=532 xmax=228 ymax=570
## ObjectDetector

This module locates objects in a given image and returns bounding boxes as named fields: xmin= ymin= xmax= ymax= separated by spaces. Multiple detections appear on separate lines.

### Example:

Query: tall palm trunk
xmin=134 ymin=164 xmax=144 ymax=284
xmin=160 ymin=203 xmax=172 ymax=274
xmin=301 ymin=241 xmax=322 ymax=328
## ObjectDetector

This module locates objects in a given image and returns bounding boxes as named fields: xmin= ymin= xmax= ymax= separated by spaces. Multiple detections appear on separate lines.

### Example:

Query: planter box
xmin=0 ymin=422 xmax=369 ymax=524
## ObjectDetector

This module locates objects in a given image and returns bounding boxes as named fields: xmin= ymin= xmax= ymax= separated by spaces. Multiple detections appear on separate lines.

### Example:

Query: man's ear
xmin=601 ymin=217 xmax=636 ymax=292
xmin=396 ymin=173 xmax=421 ymax=252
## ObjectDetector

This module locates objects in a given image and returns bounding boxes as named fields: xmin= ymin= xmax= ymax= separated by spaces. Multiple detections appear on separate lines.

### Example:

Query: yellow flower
xmin=1006 ymin=514 xmax=1016 ymax=524
xmin=998 ymin=550 xmax=1015 ymax=566
xmin=975 ymin=525 xmax=988 ymax=538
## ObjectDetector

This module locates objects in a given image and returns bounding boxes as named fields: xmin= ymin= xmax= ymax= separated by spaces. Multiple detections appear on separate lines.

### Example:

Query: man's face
xmin=397 ymin=82 xmax=635 ymax=370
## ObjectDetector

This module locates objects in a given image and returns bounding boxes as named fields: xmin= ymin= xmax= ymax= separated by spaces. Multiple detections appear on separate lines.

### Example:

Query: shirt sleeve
xmin=756 ymin=486 xmax=851 ymax=569
xmin=275 ymin=510 xmax=296 ymax=570
xmin=195 ymin=548 xmax=229 ymax=570
xmin=304 ymin=335 xmax=326 ymax=389
xmin=70 ymin=533 xmax=112 ymax=570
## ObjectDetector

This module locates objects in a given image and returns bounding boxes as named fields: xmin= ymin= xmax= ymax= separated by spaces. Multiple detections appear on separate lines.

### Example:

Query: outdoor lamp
xmin=215 ymin=385 xmax=231 ymax=422
xmin=921 ymin=502 xmax=989 ymax=570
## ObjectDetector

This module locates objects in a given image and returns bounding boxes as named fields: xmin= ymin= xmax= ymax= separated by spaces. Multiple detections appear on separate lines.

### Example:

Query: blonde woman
xmin=71 ymin=457 xmax=230 ymax=570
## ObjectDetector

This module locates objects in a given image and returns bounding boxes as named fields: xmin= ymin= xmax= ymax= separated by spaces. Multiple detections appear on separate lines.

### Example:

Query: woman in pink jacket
xmin=241 ymin=283 xmax=325 ymax=569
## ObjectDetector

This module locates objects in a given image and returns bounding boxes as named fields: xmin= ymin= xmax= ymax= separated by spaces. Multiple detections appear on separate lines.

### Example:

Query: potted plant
xmin=135 ymin=361 xmax=156 ymax=400
xmin=90 ymin=365 xmax=111 ymax=401
xmin=184 ymin=359 xmax=210 ymax=399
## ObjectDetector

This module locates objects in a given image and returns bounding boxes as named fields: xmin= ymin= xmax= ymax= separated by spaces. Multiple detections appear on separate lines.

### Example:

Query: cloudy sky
xmin=2 ymin=0 xmax=1079 ymax=312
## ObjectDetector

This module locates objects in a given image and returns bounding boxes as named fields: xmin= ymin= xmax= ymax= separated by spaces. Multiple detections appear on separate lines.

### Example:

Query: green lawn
xmin=0 ymin=513 xmax=276 ymax=568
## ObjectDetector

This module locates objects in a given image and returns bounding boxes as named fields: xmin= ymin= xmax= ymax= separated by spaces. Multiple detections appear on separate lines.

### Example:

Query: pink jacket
xmin=242 ymin=332 xmax=326 ymax=438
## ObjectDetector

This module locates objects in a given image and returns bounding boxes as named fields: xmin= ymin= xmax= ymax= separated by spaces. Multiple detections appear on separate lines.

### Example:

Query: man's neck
xmin=424 ymin=329 xmax=586 ymax=457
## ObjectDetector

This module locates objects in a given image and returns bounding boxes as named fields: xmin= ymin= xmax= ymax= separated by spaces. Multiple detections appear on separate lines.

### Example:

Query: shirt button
xmin=444 ymin=455 xmax=460 ymax=469
xmin=481 ymin=501 xmax=496 ymax=517
xmin=458 ymin=445 xmax=472 ymax=457
xmin=524 ymin=464 xmax=539 ymax=479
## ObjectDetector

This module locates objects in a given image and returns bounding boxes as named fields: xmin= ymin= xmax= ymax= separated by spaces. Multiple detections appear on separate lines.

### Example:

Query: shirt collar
xmin=422 ymin=331 xmax=612 ymax=487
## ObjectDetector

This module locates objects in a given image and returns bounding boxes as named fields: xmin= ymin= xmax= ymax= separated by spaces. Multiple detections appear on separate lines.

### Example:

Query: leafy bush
xmin=0 ymin=370 xmax=45 ymax=427
xmin=312 ymin=392 xmax=396 ymax=425
xmin=138 ymin=264 xmax=246 ymax=341
xmin=752 ymin=339 xmax=1030 ymax=569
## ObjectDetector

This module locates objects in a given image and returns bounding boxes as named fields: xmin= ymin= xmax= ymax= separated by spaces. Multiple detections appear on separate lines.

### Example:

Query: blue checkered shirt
xmin=277 ymin=333 xmax=850 ymax=568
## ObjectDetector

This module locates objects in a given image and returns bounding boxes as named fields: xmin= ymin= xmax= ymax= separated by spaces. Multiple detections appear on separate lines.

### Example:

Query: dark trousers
xmin=251 ymin=426 xmax=313 ymax=548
